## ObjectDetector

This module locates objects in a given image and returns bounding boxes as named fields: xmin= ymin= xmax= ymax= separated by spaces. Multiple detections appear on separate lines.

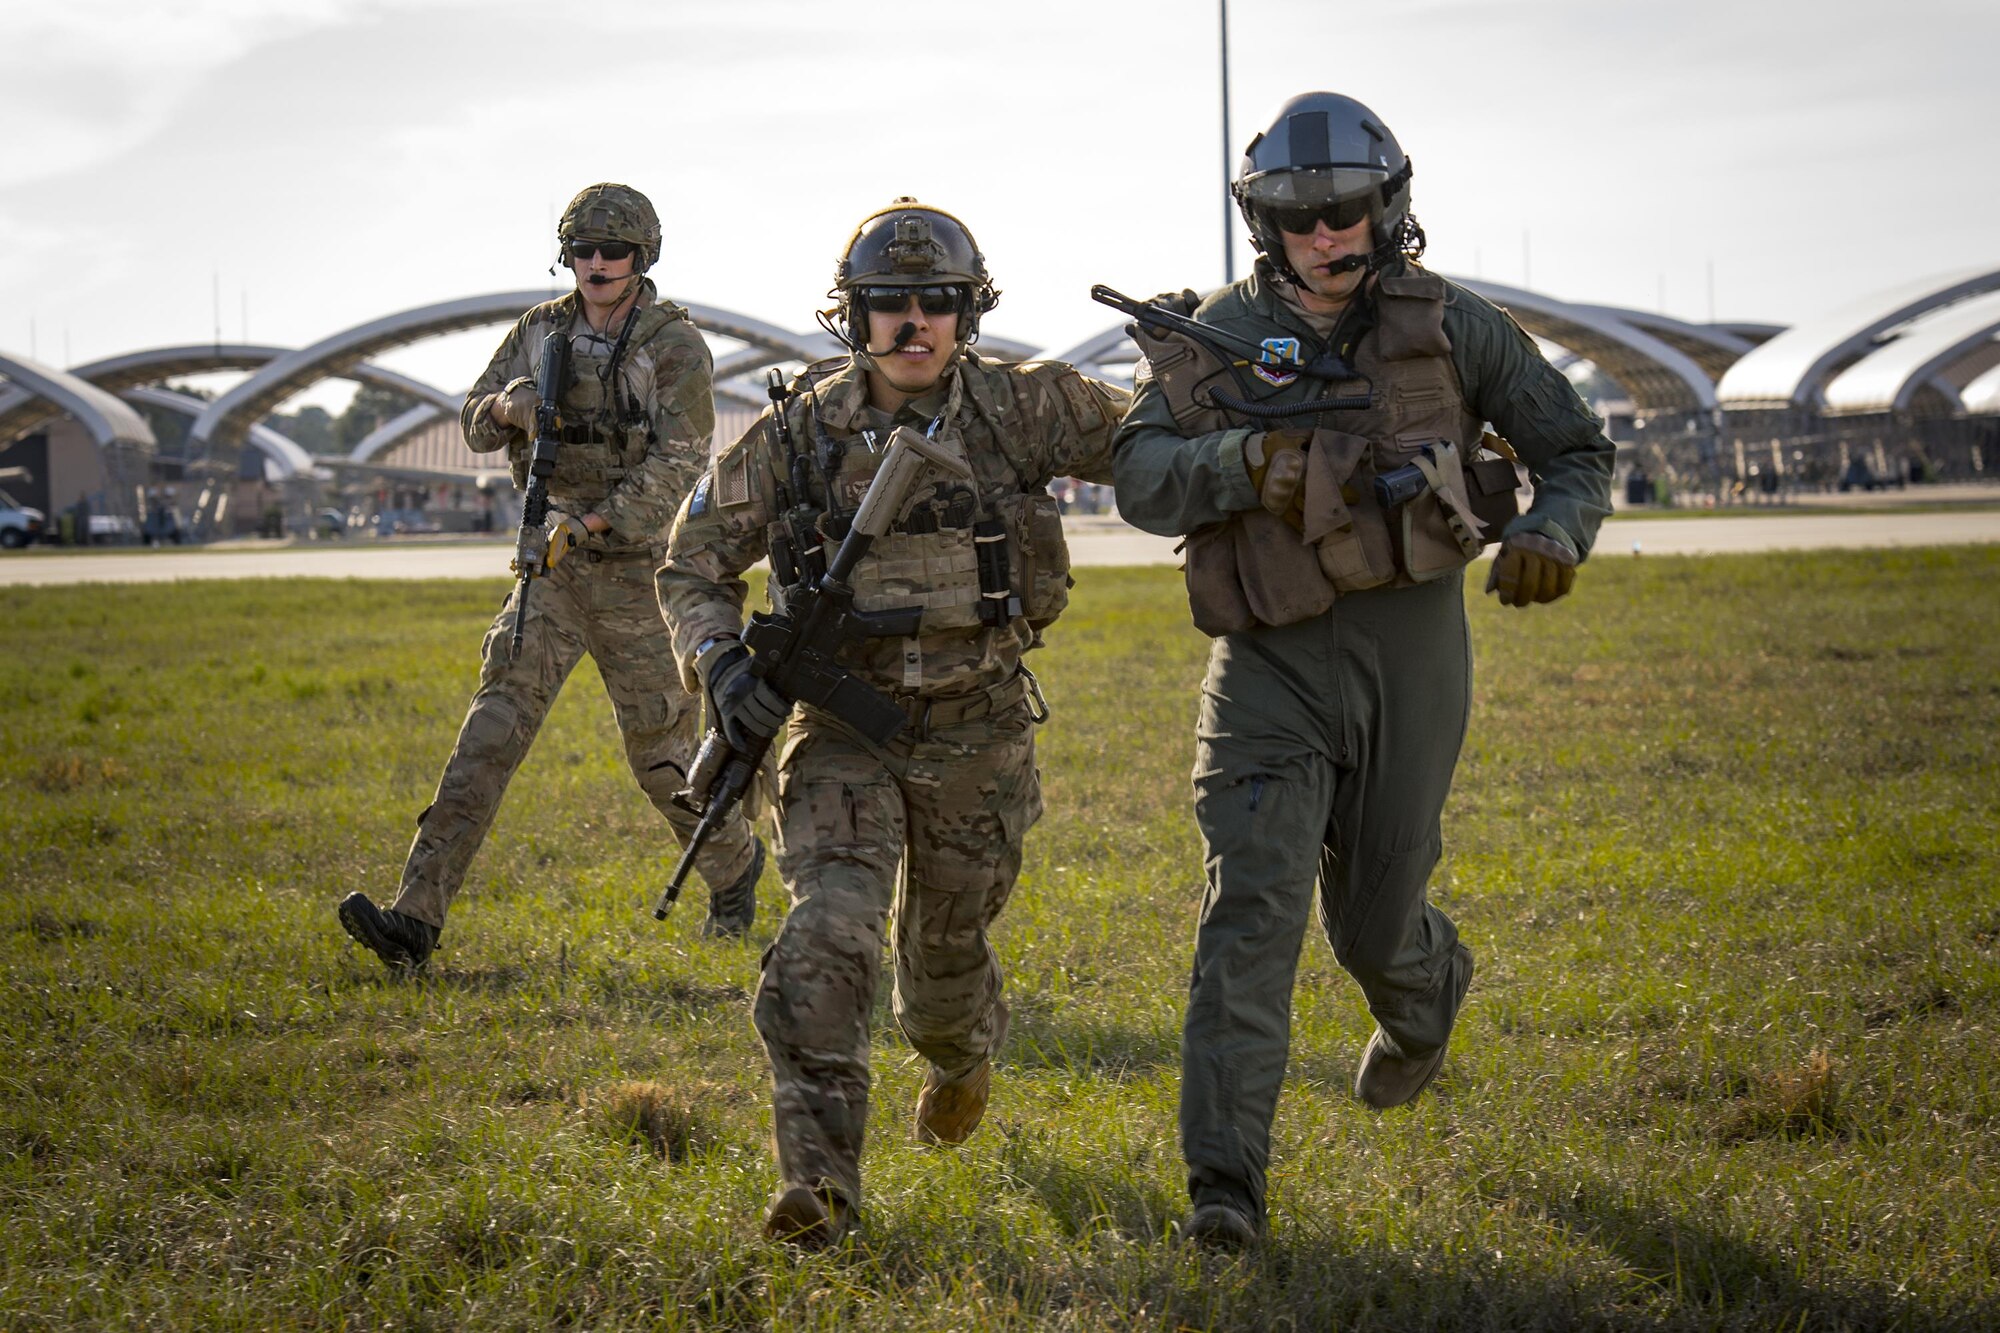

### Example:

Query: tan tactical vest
xmin=1137 ymin=270 xmax=1498 ymax=636
xmin=765 ymin=364 xmax=1071 ymax=638
xmin=509 ymin=302 xmax=683 ymax=515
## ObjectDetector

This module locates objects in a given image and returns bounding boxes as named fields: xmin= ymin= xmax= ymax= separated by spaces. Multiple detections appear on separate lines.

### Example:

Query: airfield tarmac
xmin=5 ymin=501 xmax=1998 ymax=587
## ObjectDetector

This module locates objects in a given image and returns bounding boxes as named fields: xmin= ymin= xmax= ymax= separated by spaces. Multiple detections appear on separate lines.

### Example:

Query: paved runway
xmin=3 ymin=509 xmax=1997 ymax=586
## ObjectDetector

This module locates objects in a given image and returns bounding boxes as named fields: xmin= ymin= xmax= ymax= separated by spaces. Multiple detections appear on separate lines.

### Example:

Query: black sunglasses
xmin=1265 ymin=196 xmax=1376 ymax=236
xmin=859 ymin=285 xmax=966 ymax=316
xmin=567 ymin=239 xmax=637 ymax=262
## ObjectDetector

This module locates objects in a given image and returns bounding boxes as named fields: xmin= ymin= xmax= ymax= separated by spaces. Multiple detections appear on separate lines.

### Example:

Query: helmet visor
xmin=1240 ymin=167 xmax=1387 ymax=235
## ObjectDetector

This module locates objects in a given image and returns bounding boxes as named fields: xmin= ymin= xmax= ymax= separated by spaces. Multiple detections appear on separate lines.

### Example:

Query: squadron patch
xmin=1253 ymin=336 xmax=1302 ymax=386
xmin=687 ymin=473 xmax=713 ymax=517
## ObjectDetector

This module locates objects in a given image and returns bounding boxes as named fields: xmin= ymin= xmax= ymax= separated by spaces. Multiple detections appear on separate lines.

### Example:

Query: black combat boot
xmin=700 ymin=837 xmax=765 ymax=940
xmin=338 ymin=893 xmax=439 ymax=970
xmin=1178 ymin=1200 xmax=1259 ymax=1250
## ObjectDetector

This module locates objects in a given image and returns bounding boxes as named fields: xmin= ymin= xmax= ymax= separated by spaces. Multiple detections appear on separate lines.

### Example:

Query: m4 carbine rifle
xmin=655 ymin=393 xmax=970 ymax=919
xmin=508 ymin=329 xmax=571 ymax=659
xmin=1090 ymin=283 xmax=1373 ymax=417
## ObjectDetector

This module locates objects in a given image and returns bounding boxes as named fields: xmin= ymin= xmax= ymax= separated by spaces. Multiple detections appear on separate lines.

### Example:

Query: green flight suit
xmin=1112 ymin=260 xmax=1615 ymax=1226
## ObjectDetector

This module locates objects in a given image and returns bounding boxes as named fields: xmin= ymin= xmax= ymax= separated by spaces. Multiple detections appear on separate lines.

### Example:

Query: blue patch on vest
xmin=1259 ymin=337 xmax=1302 ymax=366
xmin=688 ymin=473 xmax=712 ymax=516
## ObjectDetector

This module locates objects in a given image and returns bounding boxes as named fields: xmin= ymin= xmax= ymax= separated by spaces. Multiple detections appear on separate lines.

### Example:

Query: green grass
xmin=3 ymin=549 xmax=1998 ymax=1330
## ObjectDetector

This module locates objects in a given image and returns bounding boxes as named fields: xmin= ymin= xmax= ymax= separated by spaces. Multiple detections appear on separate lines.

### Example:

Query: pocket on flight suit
xmin=1305 ymin=431 xmax=1395 ymax=592
xmin=1184 ymin=522 xmax=1257 ymax=637
xmin=1231 ymin=506 xmax=1334 ymax=630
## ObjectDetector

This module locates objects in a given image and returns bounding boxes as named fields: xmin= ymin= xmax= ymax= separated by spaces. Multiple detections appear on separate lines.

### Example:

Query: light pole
xmin=1220 ymin=0 xmax=1235 ymax=285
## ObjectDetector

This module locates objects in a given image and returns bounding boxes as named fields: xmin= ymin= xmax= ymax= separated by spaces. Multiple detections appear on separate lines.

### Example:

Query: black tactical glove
xmin=1484 ymin=531 xmax=1579 ymax=606
xmin=704 ymin=645 xmax=789 ymax=752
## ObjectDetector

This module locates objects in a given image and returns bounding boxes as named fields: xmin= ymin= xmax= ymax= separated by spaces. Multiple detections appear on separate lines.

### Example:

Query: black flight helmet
xmin=1233 ymin=93 xmax=1416 ymax=284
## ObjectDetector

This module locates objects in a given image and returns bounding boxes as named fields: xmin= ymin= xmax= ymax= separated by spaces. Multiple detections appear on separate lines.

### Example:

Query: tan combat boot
xmin=762 ymin=1182 xmax=852 ymax=1249
xmin=914 ymin=1057 xmax=991 ymax=1146
xmin=1355 ymin=943 xmax=1475 ymax=1109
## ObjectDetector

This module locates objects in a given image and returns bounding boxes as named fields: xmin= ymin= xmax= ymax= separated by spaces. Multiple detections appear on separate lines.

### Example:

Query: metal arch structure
xmin=1716 ymin=265 xmax=2000 ymax=412
xmin=349 ymin=404 xmax=449 ymax=464
xmin=1446 ymin=278 xmax=1719 ymax=416
xmin=1715 ymin=322 xmax=1784 ymax=348
xmin=188 ymin=291 xmax=556 ymax=466
xmin=1821 ymin=291 xmax=2000 ymax=417
xmin=1046 ymin=324 xmax=1147 ymax=388
xmin=72 ymin=344 xmax=456 ymax=411
xmin=1961 ymin=364 xmax=2000 ymax=417
xmin=0 ymin=352 xmax=159 ymax=456
xmin=0 ymin=344 xmax=464 ymax=444
xmin=1575 ymin=305 xmax=1757 ymax=383
xmin=122 ymin=386 xmax=316 ymax=479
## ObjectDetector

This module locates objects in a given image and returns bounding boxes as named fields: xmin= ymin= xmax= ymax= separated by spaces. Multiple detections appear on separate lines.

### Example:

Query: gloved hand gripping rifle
xmin=508 ymin=329 xmax=571 ymax=660
xmin=654 ymin=394 xmax=970 ymax=919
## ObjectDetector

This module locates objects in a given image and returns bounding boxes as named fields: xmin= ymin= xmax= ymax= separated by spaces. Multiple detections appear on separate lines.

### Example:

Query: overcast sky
xmin=3 ymin=0 xmax=1995 ymax=412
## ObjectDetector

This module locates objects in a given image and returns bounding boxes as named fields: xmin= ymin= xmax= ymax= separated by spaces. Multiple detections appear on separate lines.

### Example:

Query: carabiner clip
xmin=1020 ymin=664 xmax=1051 ymax=724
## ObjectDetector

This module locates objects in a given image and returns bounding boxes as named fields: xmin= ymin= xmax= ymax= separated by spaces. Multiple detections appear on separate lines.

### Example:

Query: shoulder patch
xmin=716 ymin=449 xmax=753 ymax=508
xmin=1055 ymin=367 xmax=1099 ymax=425
xmin=686 ymin=472 xmax=713 ymax=517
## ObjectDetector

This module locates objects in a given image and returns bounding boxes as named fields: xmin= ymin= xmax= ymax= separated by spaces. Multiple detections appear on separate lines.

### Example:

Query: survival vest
xmin=1135 ymin=268 xmax=1518 ymax=636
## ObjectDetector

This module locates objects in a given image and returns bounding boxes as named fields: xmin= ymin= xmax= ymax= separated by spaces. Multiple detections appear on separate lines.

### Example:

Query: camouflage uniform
xmin=388 ymin=279 xmax=757 ymax=933
xmin=660 ymin=352 xmax=1127 ymax=1207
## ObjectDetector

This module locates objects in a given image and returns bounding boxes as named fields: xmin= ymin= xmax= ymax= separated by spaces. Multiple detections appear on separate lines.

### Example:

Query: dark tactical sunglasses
xmin=859 ymin=285 xmax=967 ymax=316
xmin=567 ymin=239 xmax=637 ymax=262
xmin=1265 ymin=195 xmax=1377 ymax=236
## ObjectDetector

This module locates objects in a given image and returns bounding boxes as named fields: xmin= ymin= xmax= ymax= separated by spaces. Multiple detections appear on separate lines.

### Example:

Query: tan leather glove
xmin=1485 ymin=531 xmax=1579 ymax=606
xmin=1244 ymin=428 xmax=1311 ymax=530
xmin=493 ymin=381 xmax=540 ymax=431
xmin=542 ymin=512 xmax=587 ymax=571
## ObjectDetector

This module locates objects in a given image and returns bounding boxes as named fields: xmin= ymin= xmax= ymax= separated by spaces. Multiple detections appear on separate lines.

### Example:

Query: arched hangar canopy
xmin=0 ymin=344 xmax=463 ymax=445
xmin=1961 ymin=364 xmax=2000 ymax=416
xmin=1716 ymin=266 xmax=2000 ymax=412
xmin=1440 ymin=279 xmax=1718 ymax=415
xmin=0 ymin=352 xmax=156 ymax=452
xmin=189 ymin=292 xmax=561 ymax=459
xmin=1822 ymin=291 xmax=2000 ymax=416
xmin=72 ymin=345 xmax=455 ymax=410
xmin=1574 ymin=305 xmax=1757 ymax=383
xmin=123 ymin=386 xmax=315 ymax=479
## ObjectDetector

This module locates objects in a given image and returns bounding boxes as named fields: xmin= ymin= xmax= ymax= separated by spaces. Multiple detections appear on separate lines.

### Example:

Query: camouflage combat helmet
xmin=557 ymin=182 xmax=662 ymax=272
xmin=826 ymin=198 xmax=1000 ymax=350
xmin=1233 ymin=93 xmax=1421 ymax=284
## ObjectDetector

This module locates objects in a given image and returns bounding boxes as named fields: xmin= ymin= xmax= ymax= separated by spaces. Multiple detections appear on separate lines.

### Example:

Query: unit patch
xmin=1253 ymin=336 xmax=1302 ymax=386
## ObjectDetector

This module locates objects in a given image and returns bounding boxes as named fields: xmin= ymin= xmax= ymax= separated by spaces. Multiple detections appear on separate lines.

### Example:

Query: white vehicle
xmin=0 ymin=486 xmax=46 ymax=549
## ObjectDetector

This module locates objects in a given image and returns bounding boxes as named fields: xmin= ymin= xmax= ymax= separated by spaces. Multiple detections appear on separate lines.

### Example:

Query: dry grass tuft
xmin=32 ymin=754 xmax=130 ymax=793
xmin=1720 ymin=1050 xmax=1845 ymax=1142
xmin=583 ymin=1080 xmax=721 ymax=1162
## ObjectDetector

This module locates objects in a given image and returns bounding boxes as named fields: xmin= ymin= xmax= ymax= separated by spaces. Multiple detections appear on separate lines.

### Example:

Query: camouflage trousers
xmin=389 ymin=550 xmax=756 ymax=930
xmin=756 ymin=697 xmax=1041 ymax=1207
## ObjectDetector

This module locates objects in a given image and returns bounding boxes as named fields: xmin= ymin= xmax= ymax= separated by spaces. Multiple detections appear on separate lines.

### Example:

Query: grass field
xmin=4 ymin=548 xmax=1998 ymax=1330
